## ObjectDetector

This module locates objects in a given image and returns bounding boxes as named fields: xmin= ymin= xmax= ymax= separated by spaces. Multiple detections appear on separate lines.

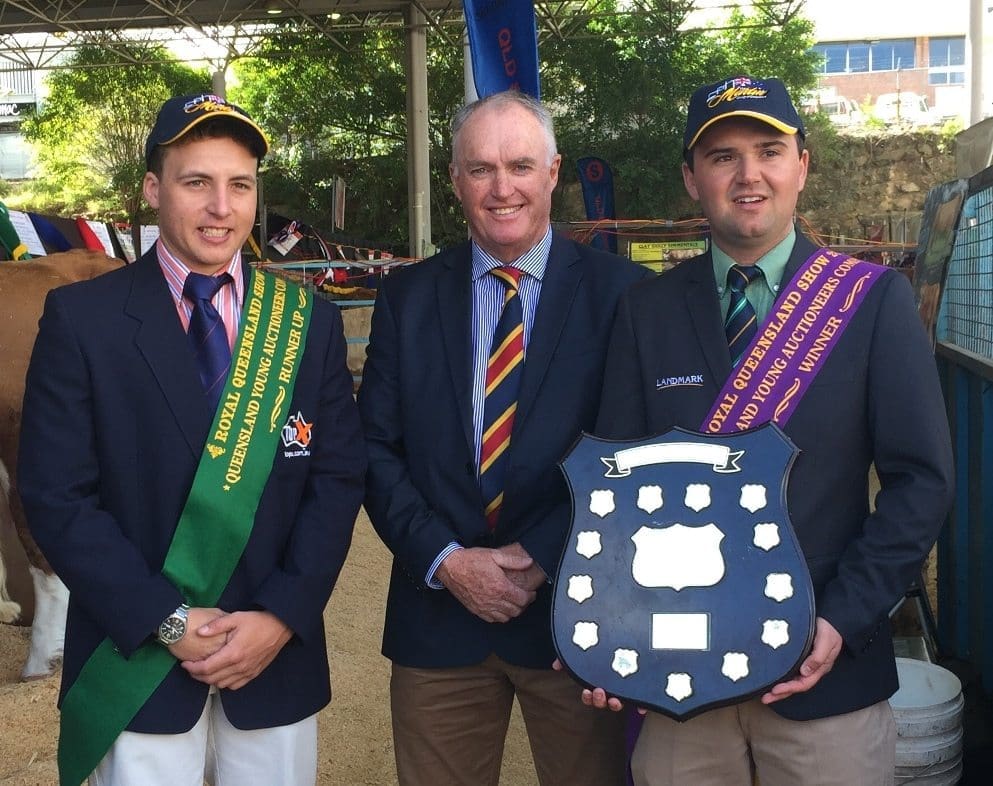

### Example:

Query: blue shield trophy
xmin=553 ymin=424 xmax=814 ymax=720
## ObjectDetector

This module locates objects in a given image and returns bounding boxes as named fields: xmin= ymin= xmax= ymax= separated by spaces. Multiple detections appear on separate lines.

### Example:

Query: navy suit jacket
xmin=18 ymin=250 xmax=366 ymax=733
xmin=357 ymin=232 xmax=649 ymax=670
xmin=595 ymin=233 xmax=954 ymax=720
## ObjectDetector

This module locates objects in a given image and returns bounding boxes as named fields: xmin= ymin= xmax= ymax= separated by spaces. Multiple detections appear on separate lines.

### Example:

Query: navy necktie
xmin=725 ymin=264 xmax=763 ymax=368
xmin=183 ymin=272 xmax=232 ymax=411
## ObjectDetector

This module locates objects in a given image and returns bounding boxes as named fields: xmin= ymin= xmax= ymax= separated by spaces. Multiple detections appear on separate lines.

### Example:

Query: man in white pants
xmin=19 ymin=93 xmax=365 ymax=785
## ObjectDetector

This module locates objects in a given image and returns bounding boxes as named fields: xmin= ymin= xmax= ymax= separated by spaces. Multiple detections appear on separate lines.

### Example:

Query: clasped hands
xmin=436 ymin=542 xmax=546 ymax=623
xmin=166 ymin=607 xmax=292 ymax=691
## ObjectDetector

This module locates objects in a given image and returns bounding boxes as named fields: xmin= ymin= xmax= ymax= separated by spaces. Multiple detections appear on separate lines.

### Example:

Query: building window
xmin=871 ymin=40 xmax=915 ymax=71
xmin=813 ymin=39 xmax=915 ymax=74
xmin=929 ymin=37 xmax=965 ymax=85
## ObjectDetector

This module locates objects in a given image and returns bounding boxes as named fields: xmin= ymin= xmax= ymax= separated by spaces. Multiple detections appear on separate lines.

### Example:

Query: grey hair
xmin=450 ymin=90 xmax=558 ymax=168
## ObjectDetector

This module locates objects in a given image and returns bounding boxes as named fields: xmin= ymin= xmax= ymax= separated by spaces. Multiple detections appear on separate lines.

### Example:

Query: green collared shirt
xmin=712 ymin=228 xmax=795 ymax=323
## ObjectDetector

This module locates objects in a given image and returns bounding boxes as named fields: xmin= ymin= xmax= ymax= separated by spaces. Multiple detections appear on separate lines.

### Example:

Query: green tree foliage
xmin=231 ymin=29 xmax=465 ymax=250
xmin=18 ymin=42 xmax=207 ymax=221
xmin=541 ymin=0 xmax=819 ymax=221
xmin=232 ymin=1 xmax=818 ymax=248
xmin=15 ymin=2 xmax=819 ymax=250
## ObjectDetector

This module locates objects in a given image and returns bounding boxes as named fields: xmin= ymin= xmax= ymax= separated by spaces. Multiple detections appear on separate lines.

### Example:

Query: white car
xmin=873 ymin=92 xmax=940 ymax=126
xmin=802 ymin=96 xmax=864 ymax=127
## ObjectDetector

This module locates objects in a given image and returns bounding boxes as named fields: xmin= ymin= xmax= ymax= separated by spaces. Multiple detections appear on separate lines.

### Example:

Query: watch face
xmin=158 ymin=610 xmax=187 ymax=645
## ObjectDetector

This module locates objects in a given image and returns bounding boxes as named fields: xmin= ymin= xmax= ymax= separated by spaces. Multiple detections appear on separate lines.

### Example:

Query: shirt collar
xmin=156 ymin=239 xmax=245 ymax=305
xmin=471 ymin=227 xmax=552 ymax=283
xmin=712 ymin=227 xmax=795 ymax=296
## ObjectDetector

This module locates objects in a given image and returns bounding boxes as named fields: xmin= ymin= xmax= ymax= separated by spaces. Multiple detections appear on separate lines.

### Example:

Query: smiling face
xmin=682 ymin=117 xmax=808 ymax=265
xmin=449 ymin=102 xmax=561 ymax=262
xmin=142 ymin=135 xmax=258 ymax=275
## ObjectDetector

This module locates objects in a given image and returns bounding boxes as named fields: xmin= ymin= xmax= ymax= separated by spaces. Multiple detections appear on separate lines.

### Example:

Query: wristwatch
xmin=156 ymin=604 xmax=190 ymax=646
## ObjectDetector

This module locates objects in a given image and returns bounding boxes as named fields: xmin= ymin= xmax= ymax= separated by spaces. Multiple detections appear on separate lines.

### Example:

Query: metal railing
xmin=933 ymin=165 xmax=993 ymax=696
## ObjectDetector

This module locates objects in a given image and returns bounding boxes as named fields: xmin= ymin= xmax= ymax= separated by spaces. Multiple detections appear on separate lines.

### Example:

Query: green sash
xmin=57 ymin=269 xmax=313 ymax=786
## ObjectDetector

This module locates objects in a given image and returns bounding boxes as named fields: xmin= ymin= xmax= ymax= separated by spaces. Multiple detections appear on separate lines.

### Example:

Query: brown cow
xmin=0 ymin=250 xmax=123 ymax=678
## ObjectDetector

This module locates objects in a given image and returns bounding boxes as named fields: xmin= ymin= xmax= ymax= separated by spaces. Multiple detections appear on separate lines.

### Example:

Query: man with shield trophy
xmin=555 ymin=75 xmax=954 ymax=786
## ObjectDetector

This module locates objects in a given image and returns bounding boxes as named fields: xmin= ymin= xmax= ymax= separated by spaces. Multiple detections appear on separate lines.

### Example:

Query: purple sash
xmin=702 ymin=248 xmax=886 ymax=434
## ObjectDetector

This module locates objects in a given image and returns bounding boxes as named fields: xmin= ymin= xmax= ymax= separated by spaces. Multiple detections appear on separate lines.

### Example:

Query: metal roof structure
xmin=0 ymin=0 xmax=454 ymax=35
xmin=0 ymin=1 xmax=431 ymax=69
xmin=0 ymin=1 xmax=641 ymax=70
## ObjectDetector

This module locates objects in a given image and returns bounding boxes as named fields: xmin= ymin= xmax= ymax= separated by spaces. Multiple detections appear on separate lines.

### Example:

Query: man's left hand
xmin=761 ymin=616 xmax=842 ymax=704
xmin=499 ymin=542 xmax=546 ymax=593
xmin=180 ymin=610 xmax=292 ymax=690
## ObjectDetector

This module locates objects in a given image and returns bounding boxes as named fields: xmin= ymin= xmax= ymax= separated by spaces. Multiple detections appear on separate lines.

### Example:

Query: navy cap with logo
xmin=683 ymin=76 xmax=805 ymax=155
xmin=144 ymin=93 xmax=269 ymax=169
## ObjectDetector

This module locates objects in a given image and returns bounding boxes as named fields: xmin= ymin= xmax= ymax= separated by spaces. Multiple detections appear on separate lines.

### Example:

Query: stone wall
xmin=800 ymin=129 xmax=957 ymax=245
xmin=558 ymin=129 xmax=958 ymax=249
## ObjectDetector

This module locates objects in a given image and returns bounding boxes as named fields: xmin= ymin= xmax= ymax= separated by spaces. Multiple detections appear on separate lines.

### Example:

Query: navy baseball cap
xmin=145 ymin=93 xmax=269 ymax=168
xmin=684 ymin=76 xmax=805 ymax=154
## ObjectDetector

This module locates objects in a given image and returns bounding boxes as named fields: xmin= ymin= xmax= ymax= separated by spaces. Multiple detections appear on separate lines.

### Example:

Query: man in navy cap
xmin=582 ymin=75 xmax=953 ymax=785
xmin=18 ymin=93 xmax=365 ymax=785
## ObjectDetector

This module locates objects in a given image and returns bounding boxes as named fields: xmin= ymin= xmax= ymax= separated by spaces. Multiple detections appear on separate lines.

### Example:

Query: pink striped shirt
xmin=155 ymin=240 xmax=244 ymax=352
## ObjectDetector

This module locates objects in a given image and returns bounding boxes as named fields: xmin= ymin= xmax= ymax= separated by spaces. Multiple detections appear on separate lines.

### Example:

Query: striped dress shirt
xmin=155 ymin=239 xmax=244 ymax=352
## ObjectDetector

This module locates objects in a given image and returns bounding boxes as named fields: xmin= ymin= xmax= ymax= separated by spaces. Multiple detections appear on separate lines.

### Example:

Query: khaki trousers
xmin=631 ymin=698 xmax=896 ymax=786
xmin=391 ymin=654 xmax=626 ymax=786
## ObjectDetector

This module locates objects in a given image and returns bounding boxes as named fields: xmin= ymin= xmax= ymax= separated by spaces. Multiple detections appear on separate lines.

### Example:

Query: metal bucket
xmin=889 ymin=657 xmax=964 ymax=785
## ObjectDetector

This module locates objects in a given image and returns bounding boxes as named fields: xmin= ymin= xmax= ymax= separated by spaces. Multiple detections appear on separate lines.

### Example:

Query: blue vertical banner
xmin=576 ymin=156 xmax=617 ymax=254
xmin=463 ymin=0 xmax=541 ymax=99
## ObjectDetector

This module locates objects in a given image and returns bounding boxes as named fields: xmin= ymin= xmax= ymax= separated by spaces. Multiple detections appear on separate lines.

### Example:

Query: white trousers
xmin=89 ymin=691 xmax=318 ymax=786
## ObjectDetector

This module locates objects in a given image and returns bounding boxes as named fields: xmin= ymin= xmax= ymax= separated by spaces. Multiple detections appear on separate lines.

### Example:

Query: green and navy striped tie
xmin=725 ymin=264 xmax=762 ymax=368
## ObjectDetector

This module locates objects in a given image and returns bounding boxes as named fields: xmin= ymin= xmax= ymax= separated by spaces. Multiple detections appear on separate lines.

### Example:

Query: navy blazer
xmin=595 ymin=233 xmax=954 ymax=720
xmin=357 ymin=232 xmax=649 ymax=670
xmin=18 ymin=250 xmax=366 ymax=733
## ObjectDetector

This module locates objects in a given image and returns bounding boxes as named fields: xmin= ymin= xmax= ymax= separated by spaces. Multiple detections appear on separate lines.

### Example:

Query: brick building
xmin=804 ymin=0 xmax=974 ymax=123
xmin=688 ymin=0 xmax=981 ymax=125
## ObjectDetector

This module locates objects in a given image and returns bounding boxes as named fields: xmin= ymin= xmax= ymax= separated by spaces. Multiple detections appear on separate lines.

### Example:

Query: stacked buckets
xmin=890 ymin=657 xmax=965 ymax=785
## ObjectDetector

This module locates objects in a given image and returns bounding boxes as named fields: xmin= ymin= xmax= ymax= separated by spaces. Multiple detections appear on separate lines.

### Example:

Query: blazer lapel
xmin=780 ymin=231 xmax=820 ymax=287
xmin=125 ymin=251 xmax=211 ymax=457
xmin=435 ymin=247 xmax=476 ymax=454
xmin=515 ymin=233 xmax=580 ymax=430
xmin=685 ymin=253 xmax=732 ymax=384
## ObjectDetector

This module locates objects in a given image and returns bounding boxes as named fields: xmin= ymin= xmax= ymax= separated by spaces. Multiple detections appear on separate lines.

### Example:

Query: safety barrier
xmin=933 ymin=164 xmax=993 ymax=697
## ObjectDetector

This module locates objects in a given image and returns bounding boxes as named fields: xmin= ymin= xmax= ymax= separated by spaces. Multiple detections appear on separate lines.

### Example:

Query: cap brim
xmin=687 ymin=111 xmax=799 ymax=151
xmin=159 ymin=112 xmax=270 ymax=155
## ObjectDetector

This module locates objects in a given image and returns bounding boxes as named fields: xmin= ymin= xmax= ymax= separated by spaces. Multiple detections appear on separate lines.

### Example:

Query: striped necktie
xmin=183 ymin=271 xmax=233 ymax=411
xmin=725 ymin=264 xmax=762 ymax=368
xmin=479 ymin=266 xmax=525 ymax=530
